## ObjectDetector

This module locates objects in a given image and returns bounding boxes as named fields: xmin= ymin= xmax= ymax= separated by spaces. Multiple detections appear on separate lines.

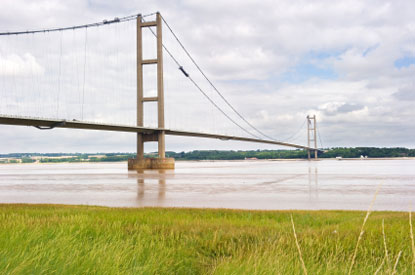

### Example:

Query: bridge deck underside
xmin=0 ymin=115 xmax=316 ymax=151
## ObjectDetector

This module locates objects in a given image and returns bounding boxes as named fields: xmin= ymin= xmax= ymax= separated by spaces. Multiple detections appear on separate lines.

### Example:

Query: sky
xmin=0 ymin=0 xmax=414 ymax=153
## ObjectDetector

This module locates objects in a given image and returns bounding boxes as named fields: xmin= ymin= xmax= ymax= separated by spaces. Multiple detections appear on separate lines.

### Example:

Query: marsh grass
xmin=348 ymin=185 xmax=380 ymax=275
xmin=410 ymin=209 xmax=415 ymax=275
xmin=290 ymin=214 xmax=308 ymax=274
xmin=0 ymin=204 xmax=414 ymax=274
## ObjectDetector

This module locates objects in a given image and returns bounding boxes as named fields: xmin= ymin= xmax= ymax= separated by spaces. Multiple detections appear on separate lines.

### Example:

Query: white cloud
xmin=206 ymin=47 xmax=284 ymax=80
xmin=0 ymin=53 xmax=45 ymax=76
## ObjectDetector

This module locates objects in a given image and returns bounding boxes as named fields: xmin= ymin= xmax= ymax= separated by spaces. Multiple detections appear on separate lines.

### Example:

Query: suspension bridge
xmin=0 ymin=12 xmax=320 ymax=169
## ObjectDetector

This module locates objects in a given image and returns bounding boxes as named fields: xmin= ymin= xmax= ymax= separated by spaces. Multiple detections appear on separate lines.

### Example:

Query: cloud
xmin=319 ymin=102 xmax=365 ymax=116
xmin=205 ymin=47 xmax=285 ymax=80
xmin=0 ymin=53 xmax=45 ymax=76
xmin=393 ymin=85 xmax=415 ymax=101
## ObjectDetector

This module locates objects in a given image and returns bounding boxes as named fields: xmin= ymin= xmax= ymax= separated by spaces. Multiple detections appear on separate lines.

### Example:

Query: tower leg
xmin=137 ymin=134 xmax=144 ymax=159
xmin=158 ymin=131 xmax=165 ymax=158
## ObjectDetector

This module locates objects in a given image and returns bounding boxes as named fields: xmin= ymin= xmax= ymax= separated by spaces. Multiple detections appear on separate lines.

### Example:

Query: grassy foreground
xmin=0 ymin=205 xmax=414 ymax=274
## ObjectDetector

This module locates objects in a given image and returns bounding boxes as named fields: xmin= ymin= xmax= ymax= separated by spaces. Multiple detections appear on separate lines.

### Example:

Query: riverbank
xmin=1 ymin=156 xmax=415 ymax=165
xmin=0 ymin=204 xmax=413 ymax=274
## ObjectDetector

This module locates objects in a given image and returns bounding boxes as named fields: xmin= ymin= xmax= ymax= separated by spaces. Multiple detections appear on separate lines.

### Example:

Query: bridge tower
xmin=128 ymin=12 xmax=175 ymax=169
xmin=307 ymin=115 xmax=318 ymax=160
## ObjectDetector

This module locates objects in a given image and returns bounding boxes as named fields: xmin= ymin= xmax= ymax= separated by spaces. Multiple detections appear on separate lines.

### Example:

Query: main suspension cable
xmin=0 ymin=13 xmax=155 ymax=36
xmin=142 ymin=18 xmax=262 ymax=139
xmin=160 ymin=15 xmax=277 ymax=141
xmin=0 ymin=12 xmax=316 ymax=145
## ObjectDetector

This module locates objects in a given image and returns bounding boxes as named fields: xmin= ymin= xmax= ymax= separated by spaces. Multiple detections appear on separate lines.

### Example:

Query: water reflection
xmin=308 ymin=166 xmax=319 ymax=201
xmin=133 ymin=170 xmax=167 ymax=206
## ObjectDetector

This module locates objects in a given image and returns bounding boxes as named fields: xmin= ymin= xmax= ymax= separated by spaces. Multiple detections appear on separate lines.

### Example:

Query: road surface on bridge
xmin=0 ymin=115 xmax=316 ymax=151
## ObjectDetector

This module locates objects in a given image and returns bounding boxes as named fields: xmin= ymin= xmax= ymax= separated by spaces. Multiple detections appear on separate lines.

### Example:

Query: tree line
xmin=1 ymin=147 xmax=414 ymax=163
xmin=165 ymin=147 xmax=415 ymax=160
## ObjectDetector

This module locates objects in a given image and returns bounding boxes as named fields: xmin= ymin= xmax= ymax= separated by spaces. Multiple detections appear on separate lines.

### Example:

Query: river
xmin=0 ymin=159 xmax=414 ymax=211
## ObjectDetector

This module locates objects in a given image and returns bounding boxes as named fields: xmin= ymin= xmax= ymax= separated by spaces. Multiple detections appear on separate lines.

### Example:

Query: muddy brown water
xmin=0 ymin=159 xmax=414 ymax=211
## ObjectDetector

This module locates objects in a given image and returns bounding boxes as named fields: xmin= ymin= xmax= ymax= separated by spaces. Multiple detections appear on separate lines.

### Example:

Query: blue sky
xmin=281 ymin=56 xmax=338 ymax=83
xmin=279 ymin=47 xmax=385 ymax=84
xmin=394 ymin=56 xmax=415 ymax=69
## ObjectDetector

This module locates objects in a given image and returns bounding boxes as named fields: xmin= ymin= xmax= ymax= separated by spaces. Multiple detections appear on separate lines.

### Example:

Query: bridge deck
xmin=0 ymin=115 xmax=317 ymax=151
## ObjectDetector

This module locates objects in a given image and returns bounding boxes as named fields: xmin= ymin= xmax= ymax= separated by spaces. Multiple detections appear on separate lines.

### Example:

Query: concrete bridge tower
xmin=128 ymin=12 xmax=175 ymax=170
xmin=307 ymin=115 xmax=318 ymax=160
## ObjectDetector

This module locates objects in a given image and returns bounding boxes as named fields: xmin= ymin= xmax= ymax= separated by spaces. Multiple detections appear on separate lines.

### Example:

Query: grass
xmin=0 ymin=204 xmax=414 ymax=274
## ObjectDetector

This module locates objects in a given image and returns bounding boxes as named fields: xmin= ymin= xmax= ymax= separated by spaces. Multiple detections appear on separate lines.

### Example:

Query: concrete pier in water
xmin=128 ymin=158 xmax=175 ymax=170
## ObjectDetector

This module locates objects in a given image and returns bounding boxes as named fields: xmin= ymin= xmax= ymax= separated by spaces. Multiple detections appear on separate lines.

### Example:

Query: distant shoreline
xmin=1 ymin=156 xmax=415 ymax=164
xmin=2 ymin=147 xmax=414 ymax=164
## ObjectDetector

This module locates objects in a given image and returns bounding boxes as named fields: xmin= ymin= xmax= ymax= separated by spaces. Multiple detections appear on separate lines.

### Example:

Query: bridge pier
xmin=128 ymin=157 xmax=175 ymax=170
xmin=128 ymin=131 xmax=175 ymax=170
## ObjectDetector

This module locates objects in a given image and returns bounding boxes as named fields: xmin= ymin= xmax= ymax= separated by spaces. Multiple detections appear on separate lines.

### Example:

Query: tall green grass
xmin=0 ymin=204 xmax=413 ymax=274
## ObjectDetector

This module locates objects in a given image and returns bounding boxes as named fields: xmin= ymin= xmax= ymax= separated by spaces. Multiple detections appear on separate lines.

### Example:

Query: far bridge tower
xmin=307 ymin=115 xmax=318 ymax=160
